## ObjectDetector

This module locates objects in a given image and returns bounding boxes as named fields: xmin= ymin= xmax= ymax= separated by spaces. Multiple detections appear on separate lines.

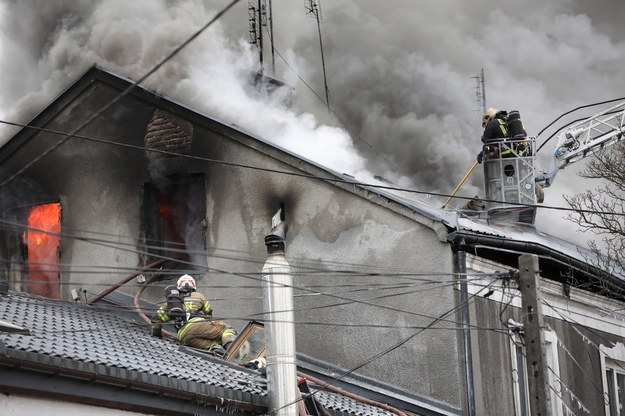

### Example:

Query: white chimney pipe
xmin=262 ymin=211 xmax=298 ymax=415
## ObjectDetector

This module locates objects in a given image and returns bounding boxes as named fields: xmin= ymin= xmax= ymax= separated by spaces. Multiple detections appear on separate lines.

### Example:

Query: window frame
xmin=508 ymin=324 xmax=562 ymax=416
xmin=600 ymin=342 xmax=625 ymax=415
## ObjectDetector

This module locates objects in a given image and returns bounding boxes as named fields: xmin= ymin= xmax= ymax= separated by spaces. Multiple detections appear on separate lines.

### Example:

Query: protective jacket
xmin=481 ymin=116 xmax=509 ymax=143
xmin=151 ymin=291 xmax=236 ymax=351
xmin=478 ymin=114 xmax=513 ymax=162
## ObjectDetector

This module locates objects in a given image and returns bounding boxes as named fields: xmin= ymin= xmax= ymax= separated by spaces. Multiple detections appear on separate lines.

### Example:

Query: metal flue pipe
xmin=262 ymin=218 xmax=298 ymax=416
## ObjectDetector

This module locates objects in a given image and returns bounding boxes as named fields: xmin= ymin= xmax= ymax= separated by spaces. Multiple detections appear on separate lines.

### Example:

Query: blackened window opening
xmin=143 ymin=174 xmax=207 ymax=271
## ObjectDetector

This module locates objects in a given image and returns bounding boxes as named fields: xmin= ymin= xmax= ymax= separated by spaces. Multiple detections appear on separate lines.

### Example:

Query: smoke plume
xmin=1 ymin=0 xmax=625 ymax=245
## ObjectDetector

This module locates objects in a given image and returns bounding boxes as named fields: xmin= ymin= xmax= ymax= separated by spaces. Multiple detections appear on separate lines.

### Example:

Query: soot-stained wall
xmin=0 ymin=69 xmax=462 ymax=410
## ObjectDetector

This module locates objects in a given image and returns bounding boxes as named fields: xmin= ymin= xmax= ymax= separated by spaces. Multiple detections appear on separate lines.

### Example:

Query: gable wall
xmin=0 ymin=78 xmax=462 ymax=410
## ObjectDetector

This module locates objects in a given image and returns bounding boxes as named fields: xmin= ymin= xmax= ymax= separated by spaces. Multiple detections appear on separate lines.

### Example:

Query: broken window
xmin=143 ymin=174 xmax=207 ymax=271
xmin=19 ymin=203 xmax=62 ymax=299
xmin=224 ymin=320 xmax=266 ymax=365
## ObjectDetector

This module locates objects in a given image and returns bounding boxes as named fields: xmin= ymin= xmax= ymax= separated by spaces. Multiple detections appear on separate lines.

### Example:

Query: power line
xmin=4 ymin=214 xmax=514 ymax=331
xmin=535 ymin=96 xmax=625 ymax=153
xmin=2 ymin=120 xmax=623 ymax=218
xmin=269 ymin=46 xmax=426 ymax=191
xmin=0 ymin=0 xmax=241 ymax=190
xmin=0 ymin=214 xmax=559 ymax=282
xmin=274 ymin=278 xmax=501 ymax=413
xmin=3 ymin=216 xmax=510 ymax=282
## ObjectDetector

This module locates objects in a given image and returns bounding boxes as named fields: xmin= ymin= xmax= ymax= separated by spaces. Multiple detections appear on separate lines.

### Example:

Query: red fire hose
xmin=87 ymin=258 xmax=170 ymax=305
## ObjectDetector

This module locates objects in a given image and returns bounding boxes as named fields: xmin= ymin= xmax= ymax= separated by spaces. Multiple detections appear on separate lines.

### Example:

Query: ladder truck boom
xmin=536 ymin=101 xmax=625 ymax=188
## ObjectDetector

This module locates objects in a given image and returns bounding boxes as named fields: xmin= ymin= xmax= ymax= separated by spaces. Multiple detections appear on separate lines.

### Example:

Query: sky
xmin=1 ymin=0 xmax=624 ymax=250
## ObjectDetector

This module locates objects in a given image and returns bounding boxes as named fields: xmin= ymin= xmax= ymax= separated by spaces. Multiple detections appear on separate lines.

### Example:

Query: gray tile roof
xmin=0 ymin=290 xmax=407 ymax=415
xmin=310 ymin=384 xmax=397 ymax=416
xmin=0 ymin=290 xmax=267 ymax=410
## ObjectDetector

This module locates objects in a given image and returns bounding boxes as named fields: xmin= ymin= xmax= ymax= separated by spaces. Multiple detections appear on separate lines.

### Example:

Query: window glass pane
xmin=617 ymin=372 xmax=625 ymax=416
xmin=607 ymin=369 xmax=616 ymax=415
xmin=516 ymin=345 xmax=530 ymax=416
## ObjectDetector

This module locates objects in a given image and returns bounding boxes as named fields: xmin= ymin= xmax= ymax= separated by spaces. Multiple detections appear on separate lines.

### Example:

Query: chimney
xmin=262 ymin=209 xmax=297 ymax=415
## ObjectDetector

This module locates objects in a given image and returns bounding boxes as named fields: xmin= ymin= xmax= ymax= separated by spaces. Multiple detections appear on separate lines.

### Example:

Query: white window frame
xmin=509 ymin=325 xmax=563 ymax=416
xmin=600 ymin=342 xmax=625 ymax=415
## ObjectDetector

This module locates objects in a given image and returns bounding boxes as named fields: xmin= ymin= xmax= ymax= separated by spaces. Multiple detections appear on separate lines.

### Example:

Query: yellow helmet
xmin=482 ymin=108 xmax=500 ymax=128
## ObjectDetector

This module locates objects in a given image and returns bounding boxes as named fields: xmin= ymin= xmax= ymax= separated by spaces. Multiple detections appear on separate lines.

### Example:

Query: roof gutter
xmin=447 ymin=230 xmax=623 ymax=294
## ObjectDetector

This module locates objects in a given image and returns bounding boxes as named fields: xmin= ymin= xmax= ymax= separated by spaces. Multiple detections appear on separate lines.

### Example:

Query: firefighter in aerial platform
xmin=476 ymin=107 xmax=511 ymax=163
xmin=151 ymin=274 xmax=237 ymax=356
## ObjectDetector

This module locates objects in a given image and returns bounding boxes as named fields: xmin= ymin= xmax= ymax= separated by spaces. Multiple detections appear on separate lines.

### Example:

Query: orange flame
xmin=24 ymin=203 xmax=61 ymax=299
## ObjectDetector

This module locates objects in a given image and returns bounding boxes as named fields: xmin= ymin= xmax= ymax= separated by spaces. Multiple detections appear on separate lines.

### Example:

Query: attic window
xmin=224 ymin=321 xmax=266 ymax=365
xmin=22 ymin=203 xmax=61 ymax=299
xmin=143 ymin=174 xmax=207 ymax=270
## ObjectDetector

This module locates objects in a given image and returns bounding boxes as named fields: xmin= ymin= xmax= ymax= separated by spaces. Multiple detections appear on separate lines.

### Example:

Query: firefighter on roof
xmin=151 ymin=274 xmax=237 ymax=356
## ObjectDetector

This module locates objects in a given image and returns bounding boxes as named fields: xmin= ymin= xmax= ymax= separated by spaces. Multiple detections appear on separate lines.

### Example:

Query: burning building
xmin=1 ymin=66 xmax=625 ymax=416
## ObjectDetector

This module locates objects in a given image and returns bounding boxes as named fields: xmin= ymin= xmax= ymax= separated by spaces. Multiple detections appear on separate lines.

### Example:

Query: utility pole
xmin=305 ymin=0 xmax=330 ymax=110
xmin=518 ymin=254 xmax=552 ymax=416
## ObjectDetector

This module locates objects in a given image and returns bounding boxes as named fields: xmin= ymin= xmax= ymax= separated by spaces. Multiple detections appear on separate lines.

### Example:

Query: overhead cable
xmin=0 ymin=0 xmax=241 ymax=189
xmin=1 ymin=120 xmax=623 ymax=217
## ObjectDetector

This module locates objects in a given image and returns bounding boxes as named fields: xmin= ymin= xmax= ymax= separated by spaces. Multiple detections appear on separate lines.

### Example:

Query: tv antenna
xmin=305 ymin=0 xmax=330 ymax=110
xmin=249 ymin=0 xmax=275 ymax=74
xmin=472 ymin=68 xmax=486 ymax=112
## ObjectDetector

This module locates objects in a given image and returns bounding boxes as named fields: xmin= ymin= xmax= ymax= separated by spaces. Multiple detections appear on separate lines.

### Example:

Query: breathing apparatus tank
xmin=164 ymin=285 xmax=188 ymax=329
xmin=507 ymin=110 xmax=527 ymax=139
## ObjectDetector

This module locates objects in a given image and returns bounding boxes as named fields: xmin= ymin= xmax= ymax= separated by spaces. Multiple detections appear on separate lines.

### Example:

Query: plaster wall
xmin=0 ymin=80 xmax=462 ymax=409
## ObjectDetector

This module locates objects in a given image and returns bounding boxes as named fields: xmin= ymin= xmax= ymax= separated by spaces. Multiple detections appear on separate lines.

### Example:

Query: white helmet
xmin=177 ymin=274 xmax=196 ymax=292
xmin=482 ymin=108 xmax=500 ymax=128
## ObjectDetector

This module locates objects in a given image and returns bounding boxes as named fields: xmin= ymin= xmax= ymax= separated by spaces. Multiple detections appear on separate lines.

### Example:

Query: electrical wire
xmin=2 ymin=119 xmax=624 ymax=218
xmin=273 ymin=278 xmax=500 ymax=413
xmin=0 ymin=217 xmax=512 ymax=281
xmin=4 ymin=225 xmax=512 ymax=333
xmin=541 ymin=321 xmax=605 ymax=407
xmin=535 ymin=96 xmax=625 ymax=153
xmin=0 ymin=0 xmax=241 ymax=190
xmin=269 ymin=46 xmax=425 ymax=192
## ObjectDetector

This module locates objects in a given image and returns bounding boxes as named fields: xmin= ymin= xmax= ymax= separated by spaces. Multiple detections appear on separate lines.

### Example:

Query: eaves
xmin=0 ymin=340 xmax=266 ymax=415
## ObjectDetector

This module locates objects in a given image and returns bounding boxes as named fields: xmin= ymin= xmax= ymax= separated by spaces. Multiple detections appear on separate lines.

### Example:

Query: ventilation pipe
xmin=262 ymin=209 xmax=298 ymax=415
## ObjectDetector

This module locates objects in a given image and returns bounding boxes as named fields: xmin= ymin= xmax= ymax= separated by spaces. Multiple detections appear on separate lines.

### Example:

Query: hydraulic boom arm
xmin=536 ymin=101 xmax=625 ymax=188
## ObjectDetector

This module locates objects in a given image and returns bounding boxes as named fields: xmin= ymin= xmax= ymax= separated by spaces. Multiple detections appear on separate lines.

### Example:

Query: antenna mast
xmin=305 ymin=0 xmax=330 ymax=110
xmin=268 ymin=0 xmax=275 ymax=75
xmin=472 ymin=68 xmax=486 ymax=112
xmin=249 ymin=0 xmax=270 ymax=74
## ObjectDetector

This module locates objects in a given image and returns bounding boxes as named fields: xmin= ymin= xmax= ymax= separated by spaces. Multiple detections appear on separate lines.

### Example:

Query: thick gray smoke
xmin=1 ymin=0 xmax=624 ymax=246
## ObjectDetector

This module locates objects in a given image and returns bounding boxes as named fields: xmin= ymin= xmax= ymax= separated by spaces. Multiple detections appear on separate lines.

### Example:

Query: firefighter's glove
xmin=151 ymin=325 xmax=162 ymax=339
xmin=476 ymin=151 xmax=483 ymax=164
xmin=208 ymin=345 xmax=227 ymax=358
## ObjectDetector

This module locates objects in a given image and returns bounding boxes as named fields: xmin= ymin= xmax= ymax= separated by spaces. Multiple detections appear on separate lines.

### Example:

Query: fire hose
xmin=90 ymin=261 xmax=409 ymax=415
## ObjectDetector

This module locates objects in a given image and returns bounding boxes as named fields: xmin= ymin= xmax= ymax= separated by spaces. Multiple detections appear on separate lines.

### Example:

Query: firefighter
xmin=477 ymin=108 xmax=512 ymax=163
xmin=151 ymin=274 xmax=237 ymax=355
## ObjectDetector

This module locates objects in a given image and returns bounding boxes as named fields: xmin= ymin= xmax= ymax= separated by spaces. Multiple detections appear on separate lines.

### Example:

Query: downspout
xmin=262 ymin=219 xmax=298 ymax=415
xmin=457 ymin=250 xmax=476 ymax=416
